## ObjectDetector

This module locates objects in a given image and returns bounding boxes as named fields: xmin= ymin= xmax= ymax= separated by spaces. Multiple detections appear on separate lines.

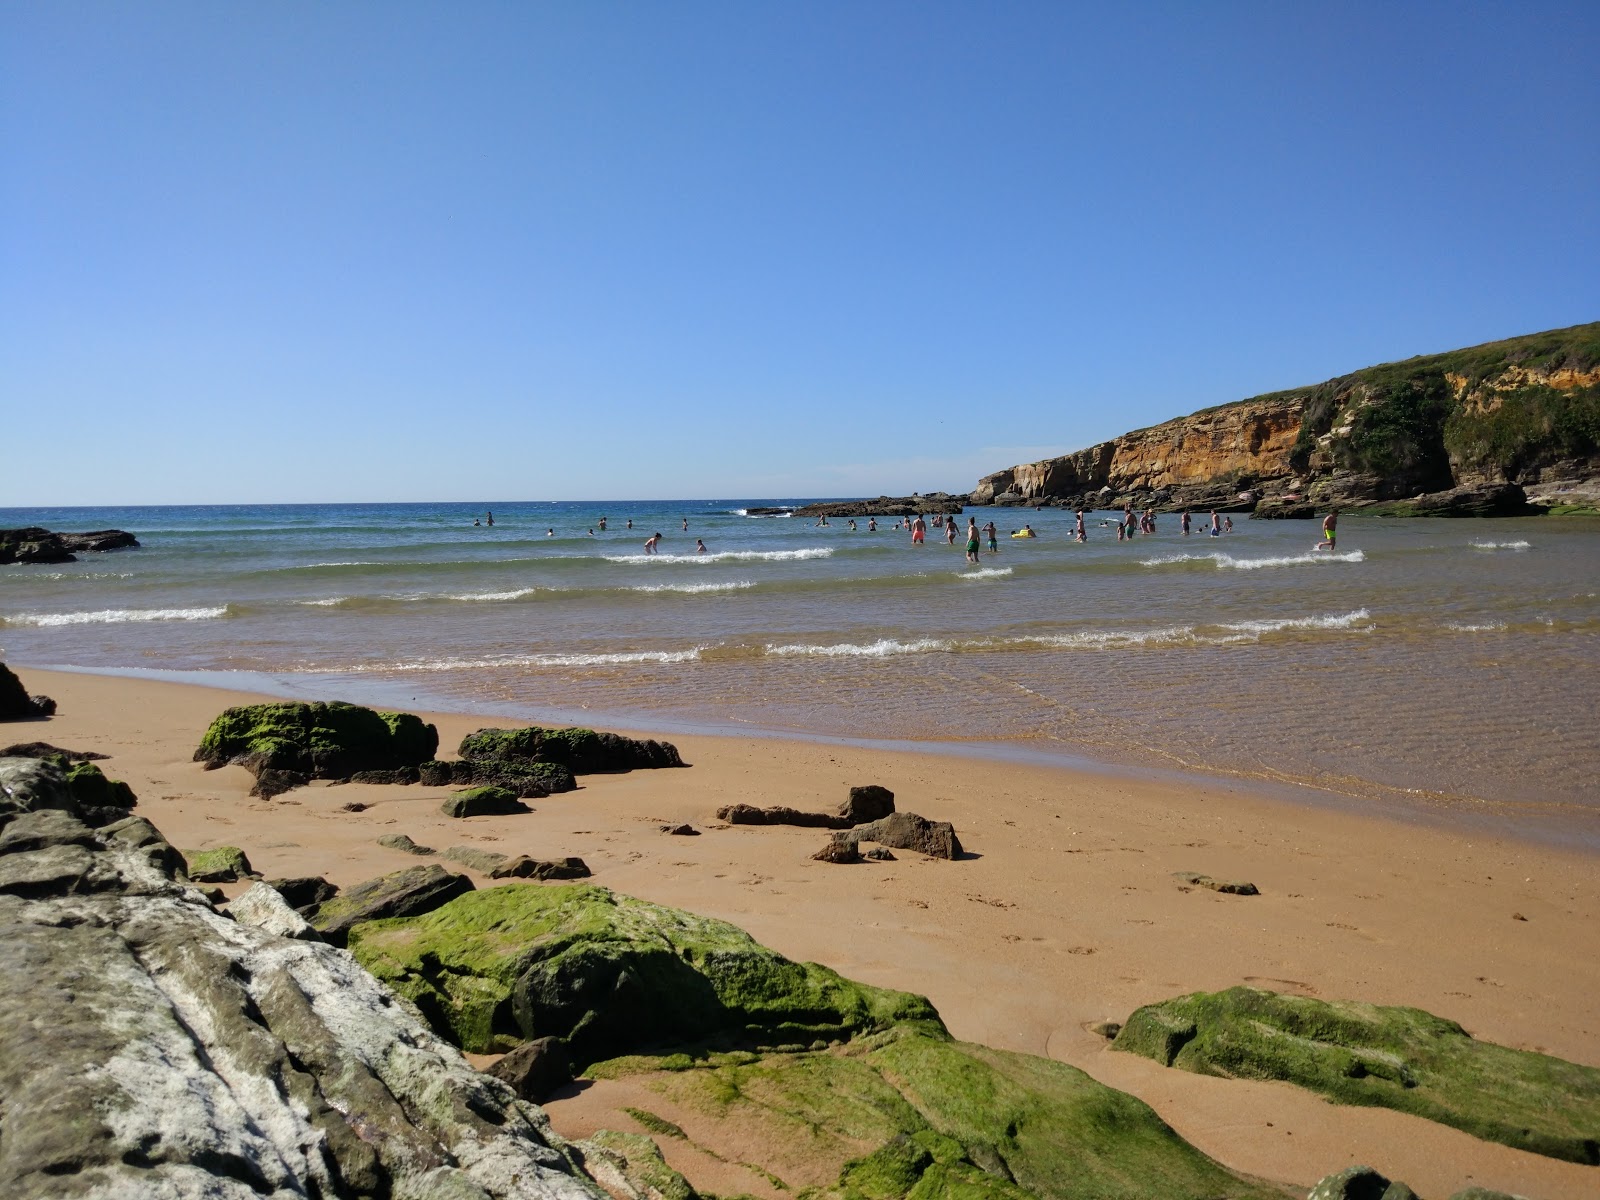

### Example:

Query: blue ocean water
xmin=4 ymin=500 xmax=1598 ymax=843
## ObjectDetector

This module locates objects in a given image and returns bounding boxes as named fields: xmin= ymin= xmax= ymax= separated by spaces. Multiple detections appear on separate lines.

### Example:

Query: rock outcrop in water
xmin=793 ymin=493 xmax=968 ymax=517
xmin=0 ymin=526 xmax=140 ymax=563
xmin=1113 ymin=985 xmax=1600 ymax=1164
xmin=972 ymin=321 xmax=1600 ymax=516
xmin=0 ymin=754 xmax=603 ymax=1199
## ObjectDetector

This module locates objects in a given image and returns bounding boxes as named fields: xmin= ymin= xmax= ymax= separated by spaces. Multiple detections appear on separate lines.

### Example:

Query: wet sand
xmin=14 ymin=665 xmax=1599 ymax=1199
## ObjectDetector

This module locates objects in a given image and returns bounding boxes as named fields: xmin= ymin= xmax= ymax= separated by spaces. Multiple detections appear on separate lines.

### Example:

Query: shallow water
xmin=4 ymin=501 xmax=1598 ymax=843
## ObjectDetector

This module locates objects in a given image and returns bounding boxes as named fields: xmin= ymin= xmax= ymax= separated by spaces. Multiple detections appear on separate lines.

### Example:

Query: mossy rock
xmin=459 ymin=725 xmax=684 ymax=774
xmin=577 ymin=1130 xmax=698 ymax=1200
xmin=347 ymin=883 xmax=941 ymax=1059
xmin=439 ymin=785 xmax=530 ymax=818
xmin=193 ymin=701 xmax=439 ymax=786
xmin=1113 ymin=986 xmax=1600 ymax=1164
xmin=589 ymin=1027 xmax=1281 ymax=1200
xmin=184 ymin=845 xmax=254 ymax=883
xmin=309 ymin=864 xmax=473 ymax=946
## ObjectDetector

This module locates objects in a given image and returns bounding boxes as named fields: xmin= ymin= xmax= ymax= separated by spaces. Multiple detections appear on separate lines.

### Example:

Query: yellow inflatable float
xmin=1011 ymin=527 xmax=1037 ymax=538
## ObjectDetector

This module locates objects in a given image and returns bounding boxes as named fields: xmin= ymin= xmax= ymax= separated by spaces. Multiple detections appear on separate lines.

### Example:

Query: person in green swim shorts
xmin=1318 ymin=510 xmax=1338 ymax=551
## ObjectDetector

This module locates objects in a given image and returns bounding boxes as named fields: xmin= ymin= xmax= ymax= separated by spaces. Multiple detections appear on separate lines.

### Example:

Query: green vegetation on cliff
xmin=1113 ymin=985 xmax=1600 ymax=1165
xmin=1286 ymin=321 xmax=1600 ymax=484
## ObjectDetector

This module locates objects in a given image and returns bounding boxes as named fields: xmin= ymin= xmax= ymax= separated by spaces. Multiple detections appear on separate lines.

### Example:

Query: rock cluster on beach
xmin=193 ymin=702 xmax=686 ymax=800
xmin=716 ymin=785 xmax=964 ymax=862
xmin=0 ymin=753 xmax=601 ymax=1199
xmin=0 ymin=525 xmax=140 ymax=564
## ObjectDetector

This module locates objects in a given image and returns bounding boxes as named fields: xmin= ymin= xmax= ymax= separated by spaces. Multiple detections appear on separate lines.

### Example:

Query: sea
xmin=3 ymin=501 xmax=1598 ymax=848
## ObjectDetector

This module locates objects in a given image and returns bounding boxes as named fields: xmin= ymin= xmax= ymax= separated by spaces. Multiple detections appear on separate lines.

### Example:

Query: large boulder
xmin=193 ymin=701 xmax=439 ymax=797
xmin=57 ymin=529 xmax=140 ymax=552
xmin=844 ymin=812 xmax=963 ymax=860
xmin=0 ymin=753 xmax=603 ymax=1199
xmin=1113 ymin=986 xmax=1600 ymax=1164
xmin=347 ymin=882 xmax=942 ymax=1061
xmin=460 ymin=726 xmax=685 ymax=774
xmin=308 ymin=864 xmax=474 ymax=947
xmin=0 ymin=664 xmax=55 ymax=721
xmin=421 ymin=757 xmax=567 ymax=797
xmin=1365 ymin=482 xmax=1535 ymax=517
xmin=1306 ymin=1165 xmax=1419 ymax=1200
xmin=0 ymin=527 xmax=75 ymax=564
xmin=183 ymin=845 xmax=255 ymax=883
xmin=441 ymin=785 xmax=531 ymax=818
xmin=839 ymin=784 xmax=896 ymax=824
xmin=487 ymin=1036 xmax=573 ymax=1102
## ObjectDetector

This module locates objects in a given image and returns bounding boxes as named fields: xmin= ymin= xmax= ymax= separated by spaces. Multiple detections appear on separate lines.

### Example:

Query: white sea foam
xmin=605 ymin=548 xmax=832 ymax=564
xmin=1445 ymin=620 xmax=1508 ymax=632
xmin=372 ymin=647 xmax=706 ymax=671
xmin=766 ymin=637 xmax=952 ymax=658
xmin=630 ymin=580 xmax=756 ymax=594
xmin=1141 ymin=550 xmax=1365 ymax=570
xmin=1469 ymin=540 xmax=1531 ymax=551
xmin=957 ymin=567 xmax=1014 ymax=580
xmin=442 ymin=588 xmax=545 ymax=602
xmin=2 ymin=606 xmax=229 ymax=627
xmin=1217 ymin=609 xmax=1372 ymax=635
xmin=299 ymin=596 xmax=350 ymax=607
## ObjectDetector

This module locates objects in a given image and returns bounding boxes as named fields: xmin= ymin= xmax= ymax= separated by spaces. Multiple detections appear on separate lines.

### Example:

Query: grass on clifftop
xmin=1113 ymin=985 xmax=1600 ymax=1165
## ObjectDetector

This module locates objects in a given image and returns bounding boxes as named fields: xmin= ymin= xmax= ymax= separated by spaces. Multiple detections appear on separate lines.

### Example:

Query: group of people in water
xmin=474 ymin=504 xmax=1340 ymax=556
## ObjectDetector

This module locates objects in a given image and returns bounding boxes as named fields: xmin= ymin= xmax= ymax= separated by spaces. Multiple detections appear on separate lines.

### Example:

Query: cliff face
xmin=974 ymin=321 xmax=1600 ymax=511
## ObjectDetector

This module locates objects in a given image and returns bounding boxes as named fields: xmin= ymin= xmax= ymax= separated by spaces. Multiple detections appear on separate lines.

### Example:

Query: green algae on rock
xmin=1113 ymin=986 xmax=1600 ymax=1164
xmin=346 ymin=883 xmax=940 ymax=1059
xmin=309 ymin=864 xmax=474 ymax=947
xmin=193 ymin=701 xmax=438 ymax=796
xmin=584 ymin=1027 xmax=1282 ymax=1200
xmin=459 ymin=726 xmax=685 ymax=774
xmin=183 ymin=845 xmax=254 ymax=883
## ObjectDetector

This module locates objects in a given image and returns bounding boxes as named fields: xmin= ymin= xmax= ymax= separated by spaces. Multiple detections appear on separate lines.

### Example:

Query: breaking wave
xmin=605 ymin=548 xmax=833 ymax=564
xmin=1141 ymin=550 xmax=1365 ymax=570
xmin=1 ymin=606 xmax=232 ymax=627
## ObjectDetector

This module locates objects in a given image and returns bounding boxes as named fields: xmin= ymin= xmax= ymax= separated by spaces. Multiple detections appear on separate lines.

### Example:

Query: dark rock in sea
xmin=839 ymin=784 xmax=895 ymax=824
xmin=717 ymin=802 xmax=852 ymax=829
xmin=183 ymin=845 xmax=255 ymax=883
xmin=1114 ymin=985 xmax=1600 ymax=1164
xmin=377 ymin=832 xmax=436 ymax=855
xmin=58 ymin=529 xmax=141 ymax=552
xmin=1306 ymin=1165 xmax=1419 ymax=1200
xmin=1173 ymin=871 xmax=1260 ymax=896
xmin=844 ymin=812 xmax=963 ymax=860
xmin=793 ymin=493 xmax=969 ymax=518
xmin=441 ymin=785 xmax=531 ymax=818
xmin=488 ymin=1036 xmax=573 ymax=1102
xmin=490 ymin=855 xmax=592 ymax=881
xmin=1364 ymin=481 xmax=1535 ymax=517
xmin=812 ymin=834 xmax=863 ymax=864
xmin=0 ymin=526 xmax=139 ymax=563
xmin=266 ymin=874 xmax=339 ymax=912
xmin=193 ymin=701 xmax=439 ymax=797
xmin=0 ymin=664 xmax=56 ymax=721
xmin=1251 ymin=496 xmax=1318 ymax=519
xmin=308 ymin=864 xmax=474 ymax=947
xmin=0 ymin=757 xmax=600 ymax=1198
xmin=460 ymin=725 xmax=685 ymax=774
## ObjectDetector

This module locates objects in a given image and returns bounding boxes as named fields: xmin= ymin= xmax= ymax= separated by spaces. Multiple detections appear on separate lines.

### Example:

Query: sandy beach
xmin=13 ymin=664 xmax=1598 ymax=1199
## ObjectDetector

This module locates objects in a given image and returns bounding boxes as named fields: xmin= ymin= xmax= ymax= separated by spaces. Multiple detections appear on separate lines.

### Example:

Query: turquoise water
xmin=3 ymin=500 xmax=1598 ymax=844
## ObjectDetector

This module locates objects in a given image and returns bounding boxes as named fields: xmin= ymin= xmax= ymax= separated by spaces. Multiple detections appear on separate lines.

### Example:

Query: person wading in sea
xmin=644 ymin=531 xmax=663 ymax=554
xmin=1318 ymin=510 xmax=1338 ymax=551
xmin=965 ymin=518 xmax=981 ymax=564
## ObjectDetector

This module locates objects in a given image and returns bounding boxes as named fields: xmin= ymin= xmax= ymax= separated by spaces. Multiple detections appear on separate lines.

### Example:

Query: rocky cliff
xmin=973 ymin=321 xmax=1600 ymax=514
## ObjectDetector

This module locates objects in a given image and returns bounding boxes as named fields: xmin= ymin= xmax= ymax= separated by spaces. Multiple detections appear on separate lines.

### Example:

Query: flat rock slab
xmin=1172 ymin=871 xmax=1259 ymax=896
xmin=489 ymin=856 xmax=591 ymax=881
xmin=716 ymin=803 xmax=851 ymax=829
xmin=377 ymin=833 xmax=436 ymax=856
xmin=441 ymin=786 xmax=532 ymax=818
xmin=1114 ymin=985 xmax=1600 ymax=1164
xmin=443 ymin=846 xmax=512 ymax=874
xmin=309 ymin=865 xmax=474 ymax=947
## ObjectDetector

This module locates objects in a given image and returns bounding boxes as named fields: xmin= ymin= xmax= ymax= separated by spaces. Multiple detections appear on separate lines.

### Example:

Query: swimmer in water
xmin=984 ymin=519 xmax=998 ymax=553
xmin=1317 ymin=510 xmax=1338 ymax=551
xmin=696 ymin=538 xmax=707 ymax=554
xmin=965 ymin=518 xmax=980 ymax=564
xmin=868 ymin=517 xmax=877 ymax=531
xmin=911 ymin=515 xmax=926 ymax=545
xmin=1075 ymin=510 xmax=1086 ymax=542
xmin=644 ymin=532 xmax=662 ymax=554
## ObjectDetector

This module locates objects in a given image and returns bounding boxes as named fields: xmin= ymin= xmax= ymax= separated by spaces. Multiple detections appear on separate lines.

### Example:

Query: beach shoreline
xmin=9 ymin=663 xmax=1599 ymax=1199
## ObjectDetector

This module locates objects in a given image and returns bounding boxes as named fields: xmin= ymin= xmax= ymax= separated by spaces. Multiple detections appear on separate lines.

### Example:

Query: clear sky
xmin=3 ymin=2 xmax=1597 ymax=505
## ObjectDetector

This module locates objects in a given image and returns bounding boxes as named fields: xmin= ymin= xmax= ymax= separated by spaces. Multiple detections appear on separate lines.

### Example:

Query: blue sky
xmin=3 ymin=1 xmax=1596 ymax=505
